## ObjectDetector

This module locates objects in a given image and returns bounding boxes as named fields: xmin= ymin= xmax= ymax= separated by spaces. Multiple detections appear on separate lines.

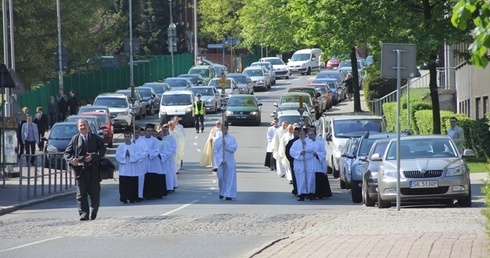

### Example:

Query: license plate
xmin=237 ymin=116 xmax=247 ymax=119
xmin=410 ymin=180 xmax=438 ymax=189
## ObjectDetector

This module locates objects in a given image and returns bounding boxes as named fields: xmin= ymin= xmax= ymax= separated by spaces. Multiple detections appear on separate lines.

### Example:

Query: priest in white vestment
xmin=290 ymin=129 xmax=316 ymax=201
xmin=213 ymin=123 xmax=238 ymax=200
xmin=272 ymin=121 xmax=289 ymax=177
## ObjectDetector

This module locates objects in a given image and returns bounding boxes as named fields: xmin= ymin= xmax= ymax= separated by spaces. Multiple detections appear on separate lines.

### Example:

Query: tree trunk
xmin=429 ymin=62 xmax=441 ymax=134
xmin=351 ymin=47 xmax=362 ymax=112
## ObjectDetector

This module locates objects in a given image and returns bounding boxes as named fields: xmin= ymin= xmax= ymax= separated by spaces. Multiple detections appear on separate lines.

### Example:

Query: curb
xmin=0 ymin=189 xmax=76 ymax=216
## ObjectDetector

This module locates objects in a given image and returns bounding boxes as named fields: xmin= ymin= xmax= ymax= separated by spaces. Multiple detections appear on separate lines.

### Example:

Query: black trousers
xmin=24 ymin=140 xmax=36 ymax=165
xmin=194 ymin=114 xmax=204 ymax=132
xmin=75 ymin=166 xmax=101 ymax=219
xmin=49 ymin=113 xmax=57 ymax=127
xmin=38 ymin=131 xmax=46 ymax=150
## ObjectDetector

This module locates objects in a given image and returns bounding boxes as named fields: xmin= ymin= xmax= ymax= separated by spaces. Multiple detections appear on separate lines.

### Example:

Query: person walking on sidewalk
xmin=193 ymin=93 xmax=206 ymax=133
xmin=64 ymin=118 xmax=107 ymax=221
xmin=344 ymin=73 xmax=354 ymax=101
xmin=48 ymin=96 xmax=58 ymax=128
xmin=68 ymin=90 xmax=80 ymax=115
xmin=57 ymin=89 xmax=69 ymax=121
xmin=34 ymin=106 xmax=49 ymax=151
xmin=21 ymin=115 xmax=39 ymax=166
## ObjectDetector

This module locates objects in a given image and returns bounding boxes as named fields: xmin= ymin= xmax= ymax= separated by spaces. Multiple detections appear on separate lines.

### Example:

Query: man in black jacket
xmin=34 ymin=106 xmax=50 ymax=151
xmin=64 ymin=119 xmax=106 ymax=221
xmin=285 ymin=127 xmax=301 ymax=196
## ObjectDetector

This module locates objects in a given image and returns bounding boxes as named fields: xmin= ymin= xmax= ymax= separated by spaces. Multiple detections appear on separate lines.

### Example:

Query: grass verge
xmin=465 ymin=157 xmax=490 ymax=173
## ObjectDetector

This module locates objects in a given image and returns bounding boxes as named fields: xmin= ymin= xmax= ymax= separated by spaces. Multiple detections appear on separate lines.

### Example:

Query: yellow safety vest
xmin=194 ymin=100 xmax=205 ymax=115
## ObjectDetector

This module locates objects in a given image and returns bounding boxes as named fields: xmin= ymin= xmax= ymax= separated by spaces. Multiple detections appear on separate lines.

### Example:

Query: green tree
xmin=198 ymin=0 xmax=242 ymax=42
xmin=451 ymin=0 xmax=490 ymax=68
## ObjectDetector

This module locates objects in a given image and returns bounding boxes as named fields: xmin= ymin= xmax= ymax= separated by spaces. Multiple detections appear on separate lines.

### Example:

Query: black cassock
xmin=285 ymin=137 xmax=299 ymax=196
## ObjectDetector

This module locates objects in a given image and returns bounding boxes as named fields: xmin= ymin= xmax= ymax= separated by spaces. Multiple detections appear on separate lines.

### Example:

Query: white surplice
xmin=272 ymin=127 xmax=288 ymax=177
xmin=161 ymin=134 xmax=177 ymax=190
xmin=116 ymin=142 xmax=142 ymax=177
xmin=170 ymin=129 xmax=185 ymax=171
xmin=213 ymin=134 xmax=238 ymax=199
xmin=290 ymin=138 xmax=316 ymax=195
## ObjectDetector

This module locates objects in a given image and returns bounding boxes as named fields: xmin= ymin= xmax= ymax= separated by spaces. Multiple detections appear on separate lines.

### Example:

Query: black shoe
xmin=225 ymin=197 xmax=232 ymax=200
xmin=196 ymin=131 xmax=199 ymax=133
xmin=212 ymin=168 xmax=218 ymax=172
xmin=219 ymin=195 xmax=224 ymax=200
xmin=297 ymin=197 xmax=305 ymax=201
xmin=80 ymin=216 xmax=89 ymax=221
xmin=120 ymin=198 xmax=128 ymax=204
xmin=201 ymin=129 xmax=204 ymax=133
xmin=289 ymin=180 xmax=293 ymax=185
xmin=90 ymin=214 xmax=97 ymax=220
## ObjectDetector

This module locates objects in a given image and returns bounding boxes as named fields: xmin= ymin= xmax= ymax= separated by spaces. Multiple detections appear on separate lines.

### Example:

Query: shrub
xmin=363 ymin=72 xmax=399 ymax=111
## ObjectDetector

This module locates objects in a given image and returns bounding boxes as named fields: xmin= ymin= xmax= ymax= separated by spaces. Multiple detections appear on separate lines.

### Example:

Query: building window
xmin=484 ymin=96 xmax=488 ymax=116
xmin=476 ymin=97 xmax=481 ymax=119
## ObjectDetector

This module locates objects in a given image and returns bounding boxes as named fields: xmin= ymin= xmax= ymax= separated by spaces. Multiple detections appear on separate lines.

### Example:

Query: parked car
xmin=134 ymin=86 xmax=160 ymax=115
xmin=376 ymin=135 xmax=474 ymax=208
xmin=189 ymin=86 xmax=222 ymax=113
xmin=115 ymin=89 xmax=146 ymax=119
xmin=79 ymin=111 xmax=114 ymax=147
xmin=159 ymin=90 xmax=195 ymax=126
xmin=273 ymin=108 xmax=314 ymax=127
xmin=178 ymin=73 xmax=205 ymax=86
xmin=224 ymin=94 xmax=262 ymax=126
xmin=311 ymin=78 xmax=345 ymax=104
xmin=208 ymin=77 xmax=239 ymax=105
xmin=64 ymin=115 xmax=103 ymax=135
xmin=210 ymin=64 xmax=228 ymax=77
xmin=338 ymin=59 xmax=368 ymax=87
xmin=142 ymin=82 xmax=171 ymax=100
xmin=318 ymin=115 xmax=385 ymax=178
xmin=326 ymin=56 xmax=341 ymax=69
xmin=251 ymin=61 xmax=276 ymax=85
xmin=339 ymin=132 xmax=403 ymax=203
xmin=258 ymin=57 xmax=290 ymax=79
xmin=93 ymin=93 xmax=134 ymax=130
xmin=43 ymin=121 xmax=99 ymax=169
xmin=77 ymin=105 xmax=111 ymax=118
xmin=306 ymin=81 xmax=333 ymax=111
xmin=242 ymin=66 xmax=271 ymax=91
xmin=164 ymin=77 xmax=193 ymax=91
xmin=226 ymin=73 xmax=254 ymax=94
xmin=188 ymin=65 xmax=216 ymax=84
xmin=287 ymin=48 xmax=322 ymax=75
xmin=277 ymin=92 xmax=316 ymax=120
xmin=362 ymin=138 xmax=392 ymax=207
xmin=287 ymin=86 xmax=324 ymax=120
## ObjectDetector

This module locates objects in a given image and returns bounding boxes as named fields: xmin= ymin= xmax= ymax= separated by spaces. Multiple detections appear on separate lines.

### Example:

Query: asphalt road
xmin=0 ymin=74 xmax=486 ymax=258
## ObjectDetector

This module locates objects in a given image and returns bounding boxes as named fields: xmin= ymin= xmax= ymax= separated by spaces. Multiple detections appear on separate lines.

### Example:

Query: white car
xmin=93 ymin=93 xmax=134 ymax=129
xmin=259 ymin=57 xmax=290 ymax=79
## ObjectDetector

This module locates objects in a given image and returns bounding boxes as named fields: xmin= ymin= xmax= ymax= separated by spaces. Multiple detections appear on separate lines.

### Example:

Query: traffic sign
xmin=381 ymin=43 xmax=417 ymax=78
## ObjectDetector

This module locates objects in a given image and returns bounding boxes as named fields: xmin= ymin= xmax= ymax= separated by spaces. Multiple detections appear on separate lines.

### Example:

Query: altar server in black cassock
xmin=116 ymin=131 xmax=142 ymax=203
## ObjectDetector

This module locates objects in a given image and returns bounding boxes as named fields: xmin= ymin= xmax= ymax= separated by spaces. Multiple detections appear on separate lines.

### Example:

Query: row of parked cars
xmin=315 ymin=114 xmax=474 ymax=208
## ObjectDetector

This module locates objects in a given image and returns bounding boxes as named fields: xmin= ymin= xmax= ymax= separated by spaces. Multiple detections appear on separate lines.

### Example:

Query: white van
xmin=159 ymin=90 xmax=195 ymax=126
xmin=287 ymin=48 xmax=322 ymax=75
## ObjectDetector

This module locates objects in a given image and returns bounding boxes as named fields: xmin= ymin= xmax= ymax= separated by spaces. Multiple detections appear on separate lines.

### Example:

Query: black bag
xmin=99 ymin=158 xmax=115 ymax=180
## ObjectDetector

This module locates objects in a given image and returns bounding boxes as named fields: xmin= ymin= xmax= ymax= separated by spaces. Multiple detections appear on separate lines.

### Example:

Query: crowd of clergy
xmin=266 ymin=119 xmax=332 ymax=201
xmin=115 ymin=116 xmax=185 ymax=203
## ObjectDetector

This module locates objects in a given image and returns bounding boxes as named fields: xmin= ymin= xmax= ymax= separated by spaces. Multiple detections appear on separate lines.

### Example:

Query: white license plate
xmin=237 ymin=116 xmax=247 ymax=119
xmin=410 ymin=180 xmax=438 ymax=189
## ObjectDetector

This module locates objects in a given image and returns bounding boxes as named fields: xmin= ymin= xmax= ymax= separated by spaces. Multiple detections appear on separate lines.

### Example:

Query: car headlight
xmin=121 ymin=111 xmax=129 ymax=115
xmin=225 ymin=111 xmax=233 ymax=115
xmin=251 ymin=111 xmax=259 ymax=116
xmin=380 ymin=169 xmax=397 ymax=179
xmin=258 ymin=80 xmax=264 ymax=83
xmin=46 ymin=145 xmax=58 ymax=154
xmin=446 ymin=165 xmax=467 ymax=176
xmin=206 ymin=99 xmax=214 ymax=104
xmin=186 ymin=107 xmax=192 ymax=112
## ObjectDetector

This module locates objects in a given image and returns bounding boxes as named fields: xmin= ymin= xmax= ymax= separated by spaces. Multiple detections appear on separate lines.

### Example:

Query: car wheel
xmin=378 ymin=194 xmax=391 ymax=208
xmin=457 ymin=186 xmax=472 ymax=207
xmin=306 ymin=67 xmax=311 ymax=75
xmin=362 ymin=179 xmax=375 ymax=207
xmin=351 ymin=180 xmax=362 ymax=203
xmin=108 ymin=136 xmax=113 ymax=148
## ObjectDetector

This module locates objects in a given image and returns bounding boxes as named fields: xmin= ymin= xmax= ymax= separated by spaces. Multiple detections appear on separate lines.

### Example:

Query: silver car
xmin=376 ymin=135 xmax=474 ymax=208
xmin=226 ymin=73 xmax=254 ymax=94
xmin=189 ymin=86 xmax=221 ymax=113
xmin=242 ymin=66 xmax=271 ymax=91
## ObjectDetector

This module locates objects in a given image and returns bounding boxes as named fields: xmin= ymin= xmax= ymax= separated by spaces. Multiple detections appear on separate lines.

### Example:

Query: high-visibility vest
xmin=194 ymin=100 xmax=205 ymax=115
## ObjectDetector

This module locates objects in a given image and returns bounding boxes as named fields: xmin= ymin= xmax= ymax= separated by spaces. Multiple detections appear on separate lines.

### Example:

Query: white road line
xmin=161 ymin=199 xmax=200 ymax=216
xmin=0 ymin=236 xmax=63 ymax=253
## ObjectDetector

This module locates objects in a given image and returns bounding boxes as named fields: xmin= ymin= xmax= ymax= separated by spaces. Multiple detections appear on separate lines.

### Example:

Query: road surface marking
xmin=161 ymin=199 xmax=200 ymax=216
xmin=0 ymin=236 xmax=63 ymax=253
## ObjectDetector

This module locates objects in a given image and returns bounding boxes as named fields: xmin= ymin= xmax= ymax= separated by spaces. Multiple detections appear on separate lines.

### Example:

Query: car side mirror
xmin=273 ymin=103 xmax=278 ymax=107
xmin=359 ymin=156 xmax=367 ymax=161
xmin=371 ymin=153 xmax=382 ymax=161
xmin=326 ymin=133 xmax=332 ymax=141
xmin=258 ymin=103 xmax=263 ymax=106
xmin=100 ymin=126 xmax=107 ymax=130
xmin=270 ymin=113 xmax=275 ymax=117
xmin=462 ymin=149 xmax=475 ymax=157
xmin=341 ymin=153 xmax=347 ymax=157
xmin=346 ymin=153 xmax=355 ymax=159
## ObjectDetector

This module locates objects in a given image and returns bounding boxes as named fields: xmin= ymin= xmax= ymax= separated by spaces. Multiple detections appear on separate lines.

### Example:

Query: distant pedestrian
xmin=344 ymin=73 xmax=354 ymax=101
xmin=48 ymin=96 xmax=58 ymax=127
xmin=193 ymin=93 xmax=206 ymax=133
xmin=56 ymin=89 xmax=68 ymax=121
xmin=17 ymin=107 xmax=29 ymax=159
xmin=213 ymin=123 xmax=238 ymax=200
xmin=21 ymin=115 xmax=39 ymax=166
xmin=33 ymin=106 xmax=49 ymax=151
xmin=448 ymin=117 xmax=465 ymax=153
xmin=265 ymin=118 xmax=278 ymax=171
xmin=64 ymin=118 xmax=107 ymax=221
xmin=68 ymin=90 xmax=80 ymax=115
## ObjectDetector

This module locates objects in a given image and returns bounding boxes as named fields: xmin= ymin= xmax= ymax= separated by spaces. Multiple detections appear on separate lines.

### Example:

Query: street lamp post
xmin=193 ymin=0 xmax=198 ymax=64
xmin=168 ymin=0 xmax=176 ymax=77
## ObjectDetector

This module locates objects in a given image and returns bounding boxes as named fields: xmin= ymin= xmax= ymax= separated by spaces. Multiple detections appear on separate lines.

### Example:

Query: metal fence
xmin=16 ymin=54 xmax=194 ymax=117
xmin=18 ymin=153 xmax=74 ymax=201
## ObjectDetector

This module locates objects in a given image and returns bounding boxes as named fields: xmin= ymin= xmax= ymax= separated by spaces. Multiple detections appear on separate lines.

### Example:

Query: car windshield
xmin=333 ymin=119 xmax=382 ymax=137
xmin=91 ymin=114 xmax=107 ymax=123
xmin=94 ymin=98 xmax=128 ymax=108
xmin=180 ymin=76 xmax=198 ymax=84
xmin=386 ymin=139 xmax=458 ymax=160
xmin=280 ymin=95 xmax=313 ymax=106
xmin=137 ymin=88 xmax=151 ymax=97
xmin=162 ymin=94 xmax=192 ymax=105
xmin=312 ymin=79 xmax=337 ymax=89
xmin=261 ymin=59 xmax=284 ymax=65
xmin=190 ymin=88 xmax=214 ymax=96
xmin=78 ymin=107 xmax=108 ymax=114
xmin=370 ymin=141 xmax=389 ymax=159
xmin=209 ymin=79 xmax=233 ymax=89
xmin=228 ymin=97 xmax=256 ymax=106
xmin=164 ymin=79 xmax=188 ymax=88
xmin=49 ymin=124 xmax=79 ymax=140
xmin=251 ymin=63 xmax=271 ymax=71
xmin=358 ymin=138 xmax=378 ymax=156
xmin=313 ymin=86 xmax=327 ymax=94
xmin=289 ymin=88 xmax=315 ymax=97
xmin=291 ymin=53 xmax=310 ymax=61
xmin=243 ymin=69 xmax=263 ymax=77
xmin=316 ymin=72 xmax=341 ymax=81
xmin=278 ymin=115 xmax=308 ymax=125
xmin=189 ymin=68 xmax=209 ymax=77
xmin=143 ymin=83 xmax=164 ymax=93
xmin=228 ymin=76 xmax=247 ymax=84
